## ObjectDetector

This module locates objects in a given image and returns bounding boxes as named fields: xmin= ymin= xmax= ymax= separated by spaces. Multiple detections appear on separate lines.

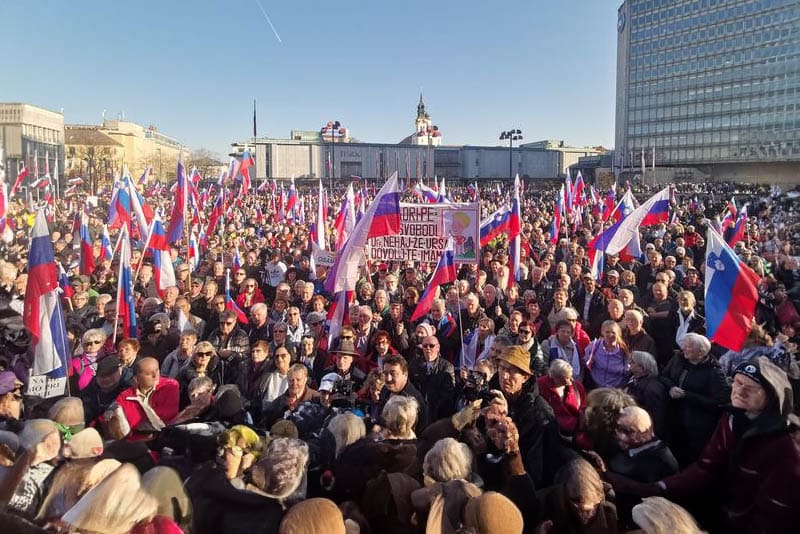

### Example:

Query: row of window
xmin=628 ymin=68 xmax=800 ymax=99
xmin=627 ymin=124 xmax=800 ymax=146
xmin=629 ymin=48 xmax=799 ymax=84
xmin=628 ymin=0 xmax=778 ymax=17
xmin=625 ymin=144 xmax=800 ymax=164
xmin=21 ymin=125 xmax=61 ymax=143
xmin=629 ymin=91 xmax=800 ymax=117
xmin=628 ymin=116 xmax=800 ymax=138
xmin=630 ymin=29 xmax=797 ymax=69
xmin=630 ymin=1 xmax=793 ymax=41
xmin=629 ymin=4 xmax=798 ymax=58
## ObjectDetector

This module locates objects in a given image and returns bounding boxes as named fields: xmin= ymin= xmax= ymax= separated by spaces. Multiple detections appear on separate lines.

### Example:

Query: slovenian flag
xmin=79 ymin=205 xmax=95 ymax=276
xmin=507 ymin=175 xmax=522 ymax=288
xmin=25 ymin=211 xmax=70 ymax=377
xmin=411 ymin=236 xmax=457 ymax=322
xmin=325 ymin=172 xmax=401 ymax=294
xmin=240 ymin=150 xmax=254 ymax=196
xmin=146 ymin=212 xmax=176 ymax=298
xmin=166 ymin=162 xmax=188 ymax=244
xmin=225 ymin=270 xmax=248 ymax=325
xmin=705 ymin=227 xmax=759 ymax=351
xmin=116 ymin=226 xmax=138 ymax=339
xmin=479 ymin=206 xmax=512 ymax=247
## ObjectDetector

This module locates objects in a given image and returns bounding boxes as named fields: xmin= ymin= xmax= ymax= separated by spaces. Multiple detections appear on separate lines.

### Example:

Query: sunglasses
xmin=196 ymin=351 xmax=213 ymax=357
xmin=519 ymin=330 xmax=532 ymax=335
xmin=274 ymin=330 xmax=286 ymax=334
xmin=223 ymin=321 xmax=236 ymax=326
xmin=341 ymin=335 xmax=354 ymax=340
xmin=311 ymin=321 xmax=323 ymax=326
xmin=422 ymin=344 xmax=438 ymax=349
xmin=85 ymin=340 xmax=102 ymax=346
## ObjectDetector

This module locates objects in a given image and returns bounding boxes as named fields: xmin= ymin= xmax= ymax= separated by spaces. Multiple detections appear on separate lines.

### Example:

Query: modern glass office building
xmin=615 ymin=0 xmax=800 ymax=178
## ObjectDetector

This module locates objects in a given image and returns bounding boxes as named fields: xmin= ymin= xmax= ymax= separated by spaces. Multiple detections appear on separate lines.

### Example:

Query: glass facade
xmin=617 ymin=0 xmax=800 ymax=166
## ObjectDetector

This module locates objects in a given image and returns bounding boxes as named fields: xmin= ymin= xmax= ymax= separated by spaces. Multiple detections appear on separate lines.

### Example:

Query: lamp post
xmin=499 ymin=129 xmax=523 ymax=179
xmin=321 ymin=120 xmax=343 ymax=189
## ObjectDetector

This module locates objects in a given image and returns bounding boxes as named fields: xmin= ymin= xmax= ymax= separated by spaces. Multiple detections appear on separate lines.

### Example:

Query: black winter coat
xmin=660 ymin=354 xmax=730 ymax=464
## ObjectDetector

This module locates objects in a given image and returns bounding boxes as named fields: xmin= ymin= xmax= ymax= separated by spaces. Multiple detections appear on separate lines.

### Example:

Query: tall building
xmin=0 ymin=102 xmax=65 ymax=190
xmin=615 ymin=0 xmax=800 ymax=183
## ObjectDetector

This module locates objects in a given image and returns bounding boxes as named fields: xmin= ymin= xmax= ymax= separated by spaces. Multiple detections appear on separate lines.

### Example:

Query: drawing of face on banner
xmin=443 ymin=209 xmax=478 ymax=262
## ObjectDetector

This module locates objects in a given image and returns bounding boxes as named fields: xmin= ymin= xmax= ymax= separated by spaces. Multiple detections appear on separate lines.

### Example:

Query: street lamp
xmin=500 ymin=129 xmax=523 ymax=179
xmin=321 ymin=120 xmax=344 ymax=188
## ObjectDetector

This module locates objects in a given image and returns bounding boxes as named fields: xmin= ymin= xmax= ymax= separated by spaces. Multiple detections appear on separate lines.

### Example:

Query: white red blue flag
xmin=507 ymin=175 xmax=522 ymax=289
xmin=79 ymin=204 xmax=95 ymax=276
xmin=166 ymin=162 xmax=188 ymax=243
xmin=325 ymin=172 xmax=401 ymax=294
xmin=479 ymin=206 xmax=512 ymax=247
xmin=240 ymin=150 xmax=254 ymax=195
xmin=25 ymin=211 xmax=69 ymax=377
xmin=146 ymin=211 xmax=176 ymax=297
xmin=116 ymin=226 xmax=138 ymax=339
xmin=705 ymin=228 xmax=759 ymax=351
xmin=411 ymin=236 xmax=457 ymax=322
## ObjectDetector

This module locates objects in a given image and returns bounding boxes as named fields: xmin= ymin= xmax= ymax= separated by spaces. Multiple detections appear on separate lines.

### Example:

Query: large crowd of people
xmin=0 ymin=177 xmax=799 ymax=533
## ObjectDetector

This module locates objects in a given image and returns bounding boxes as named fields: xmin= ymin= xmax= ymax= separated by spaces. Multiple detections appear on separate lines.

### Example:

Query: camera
xmin=329 ymin=379 xmax=356 ymax=409
xmin=461 ymin=370 xmax=494 ymax=405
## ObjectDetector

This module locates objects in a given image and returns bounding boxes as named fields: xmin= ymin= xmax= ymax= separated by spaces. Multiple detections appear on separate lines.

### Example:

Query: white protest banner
xmin=311 ymin=242 xmax=337 ymax=267
xmin=26 ymin=375 xmax=67 ymax=399
xmin=368 ymin=203 xmax=480 ymax=264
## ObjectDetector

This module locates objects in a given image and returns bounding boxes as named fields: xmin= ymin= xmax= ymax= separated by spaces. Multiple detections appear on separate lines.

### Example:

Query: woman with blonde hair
xmin=70 ymin=329 xmax=109 ymax=391
xmin=585 ymin=320 xmax=630 ymax=389
xmin=631 ymin=496 xmax=704 ymax=534
xmin=61 ymin=463 xmax=181 ymax=533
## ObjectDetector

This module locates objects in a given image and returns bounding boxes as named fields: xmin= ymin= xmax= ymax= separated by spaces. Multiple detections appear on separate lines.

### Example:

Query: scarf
xmin=675 ymin=309 xmax=695 ymax=345
xmin=549 ymin=337 xmax=581 ymax=380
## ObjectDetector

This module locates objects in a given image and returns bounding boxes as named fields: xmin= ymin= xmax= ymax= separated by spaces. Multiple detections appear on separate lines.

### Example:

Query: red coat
xmin=115 ymin=377 xmax=180 ymax=440
xmin=236 ymin=288 xmax=266 ymax=309
xmin=664 ymin=413 xmax=800 ymax=533
xmin=537 ymin=375 xmax=586 ymax=435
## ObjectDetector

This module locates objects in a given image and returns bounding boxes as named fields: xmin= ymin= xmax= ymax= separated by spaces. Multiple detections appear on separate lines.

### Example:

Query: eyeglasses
xmin=223 ymin=321 xmax=236 ymax=326
xmin=196 ymin=351 xmax=213 ymax=357
xmin=274 ymin=330 xmax=286 ymax=334
xmin=275 ymin=352 xmax=290 ymax=358
xmin=245 ymin=284 xmax=255 ymax=288
xmin=85 ymin=340 xmax=102 ymax=346
xmin=422 ymin=344 xmax=438 ymax=349
xmin=341 ymin=335 xmax=354 ymax=340
xmin=311 ymin=321 xmax=323 ymax=326
xmin=518 ymin=330 xmax=532 ymax=335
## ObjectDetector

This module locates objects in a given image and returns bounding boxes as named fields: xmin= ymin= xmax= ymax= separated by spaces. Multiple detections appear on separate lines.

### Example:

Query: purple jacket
xmin=586 ymin=340 xmax=629 ymax=388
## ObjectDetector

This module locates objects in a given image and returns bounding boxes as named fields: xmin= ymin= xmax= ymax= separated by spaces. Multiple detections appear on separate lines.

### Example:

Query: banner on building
xmin=368 ymin=203 xmax=480 ymax=264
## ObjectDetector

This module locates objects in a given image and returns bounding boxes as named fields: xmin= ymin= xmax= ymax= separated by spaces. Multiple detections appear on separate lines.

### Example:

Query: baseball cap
xmin=319 ymin=373 xmax=340 ymax=393
xmin=97 ymin=356 xmax=122 ymax=376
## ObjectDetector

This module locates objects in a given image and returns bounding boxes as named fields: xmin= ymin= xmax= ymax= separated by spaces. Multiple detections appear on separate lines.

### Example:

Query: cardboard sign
xmin=368 ymin=203 xmax=480 ymax=264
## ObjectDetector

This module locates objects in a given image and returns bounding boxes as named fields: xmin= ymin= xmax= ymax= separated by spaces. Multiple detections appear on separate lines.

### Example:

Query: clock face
xmin=618 ymin=11 xmax=626 ymax=33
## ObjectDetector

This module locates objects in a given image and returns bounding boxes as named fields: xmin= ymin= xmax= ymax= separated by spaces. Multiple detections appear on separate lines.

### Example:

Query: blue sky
xmin=2 ymin=1 xmax=618 ymax=157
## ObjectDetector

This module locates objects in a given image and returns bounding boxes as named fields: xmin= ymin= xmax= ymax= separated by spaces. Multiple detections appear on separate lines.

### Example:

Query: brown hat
xmin=496 ymin=346 xmax=532 ymax=376
xmin=463 ymin=492 xmax=523 ymax=534
xmin=279 ymin=498 xmax=345 ymax=534
xmin=332 ymin=338 xmax=359 ymax=357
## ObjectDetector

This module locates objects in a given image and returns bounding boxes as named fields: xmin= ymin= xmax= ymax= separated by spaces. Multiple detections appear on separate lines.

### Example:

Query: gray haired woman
xmin=624 ymin=351 xmax=668 ymax=437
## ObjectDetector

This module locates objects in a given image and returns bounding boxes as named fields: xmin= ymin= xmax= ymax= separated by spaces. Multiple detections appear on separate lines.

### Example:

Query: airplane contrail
xmin=254 ymin=0 xmax=283 ymax=44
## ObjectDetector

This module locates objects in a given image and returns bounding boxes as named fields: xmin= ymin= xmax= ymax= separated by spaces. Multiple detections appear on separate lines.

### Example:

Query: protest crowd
xmin=0 ymin=163 xmax=799 ymax=534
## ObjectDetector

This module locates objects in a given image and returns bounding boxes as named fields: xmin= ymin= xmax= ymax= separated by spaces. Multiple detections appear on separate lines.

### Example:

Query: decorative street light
xmin=499 ymin=129 xmax=523 ymax=179
xmin=321 ymin=120 xmax=346 ymax=187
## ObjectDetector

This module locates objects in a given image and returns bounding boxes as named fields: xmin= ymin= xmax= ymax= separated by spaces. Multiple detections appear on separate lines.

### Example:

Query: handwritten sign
xmin=26 ymin=375 xmax=67 ymax=399
xmin=368 ymin=203 xmax=479 ymax=264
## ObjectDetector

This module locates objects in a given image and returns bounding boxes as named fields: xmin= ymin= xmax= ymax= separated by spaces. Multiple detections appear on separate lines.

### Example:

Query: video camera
xmin=461 ymin=369 xmax=494 ymax=406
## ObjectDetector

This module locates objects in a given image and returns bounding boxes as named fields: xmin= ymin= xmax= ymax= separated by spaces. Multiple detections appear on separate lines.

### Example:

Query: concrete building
xmin=0 ymin=102 xmax=65 ymax=190
xmin=520 ymin=140 xmax=604 ymax=177
xmin=65 ymin=119 xmax=188 ymax=187
xmin=615 ymin=0 xmax=800 ymax=184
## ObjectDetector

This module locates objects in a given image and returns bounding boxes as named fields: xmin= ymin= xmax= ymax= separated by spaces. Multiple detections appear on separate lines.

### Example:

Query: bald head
xmin=134 ymin=357 xmax=160 ymax=391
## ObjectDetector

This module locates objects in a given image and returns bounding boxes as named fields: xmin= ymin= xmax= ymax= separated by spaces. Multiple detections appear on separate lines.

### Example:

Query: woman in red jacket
xmin=537 ymin=358 xmax=586 ymax=437
xmin=235 ymin=277 xmax=265 ymax=316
